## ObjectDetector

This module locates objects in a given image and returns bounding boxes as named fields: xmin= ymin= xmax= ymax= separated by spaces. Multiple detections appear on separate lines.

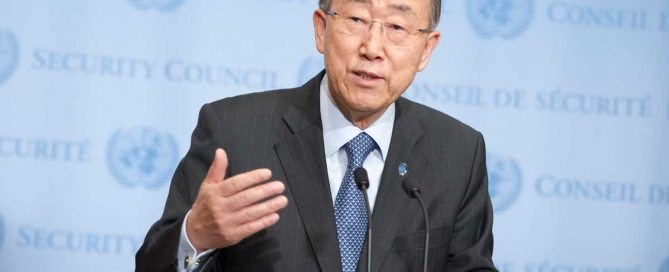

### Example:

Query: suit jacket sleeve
xmin=447 ymin=132 xmax=497 ymax=271
xmin=136 ymin=103 xmax=226 ymax=272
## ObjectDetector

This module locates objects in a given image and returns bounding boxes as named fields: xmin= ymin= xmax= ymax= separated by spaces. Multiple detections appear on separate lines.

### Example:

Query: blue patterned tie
xmin=335 ymin=132 xmax=377 ymax=272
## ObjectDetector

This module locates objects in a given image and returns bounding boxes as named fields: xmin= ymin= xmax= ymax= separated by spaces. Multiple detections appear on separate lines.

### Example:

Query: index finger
xmin=218 ymin=168 xmax=272 ymax=197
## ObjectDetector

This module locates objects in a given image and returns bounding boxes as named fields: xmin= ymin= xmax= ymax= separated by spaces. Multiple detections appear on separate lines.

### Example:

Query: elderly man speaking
xmin=136 ymin=0 xmax=497 ymax=271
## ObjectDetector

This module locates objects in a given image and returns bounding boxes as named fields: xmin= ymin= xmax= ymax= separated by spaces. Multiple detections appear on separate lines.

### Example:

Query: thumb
xmin=206 ymin=148 xmax=228 ymax=183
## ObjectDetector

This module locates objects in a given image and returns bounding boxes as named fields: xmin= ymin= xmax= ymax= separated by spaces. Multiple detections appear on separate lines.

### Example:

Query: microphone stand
xmin=361 ymin=185 xmax=372 ymax=272
xmin=402 ymin=176 xmax=430 ymax=272
xmin=354 ymin=168 xmax=372 ymax=272
xmin=411 ymin=188 xmax=429 ymax=272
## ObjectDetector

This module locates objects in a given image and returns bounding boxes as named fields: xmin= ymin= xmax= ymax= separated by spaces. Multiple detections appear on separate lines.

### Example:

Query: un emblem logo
xmin=107 ymin=127 xmax=178 ymax=189
xmin=660 ymin=256 xmax=669 ymax=272
xmin=467 ymin=0 xmax=534 ymax=39
xmin=0 ymin=30 xmax=19 ymax=85
xmin=127 ymin=0 xmax=186 ymax=12
xmin=486 ymin=153 xmax=522 ymax=212
xmin=296 ymin=55 xmax=324 ymax=85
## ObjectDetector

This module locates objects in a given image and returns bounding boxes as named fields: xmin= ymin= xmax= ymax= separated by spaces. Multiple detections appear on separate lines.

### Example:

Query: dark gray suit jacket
xmin=136 ymin=72 xmax=496 ymax=271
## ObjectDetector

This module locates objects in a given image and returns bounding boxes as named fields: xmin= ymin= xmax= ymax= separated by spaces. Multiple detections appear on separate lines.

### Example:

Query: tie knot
xmin=344 ymin=132 xmax=377 ymax=168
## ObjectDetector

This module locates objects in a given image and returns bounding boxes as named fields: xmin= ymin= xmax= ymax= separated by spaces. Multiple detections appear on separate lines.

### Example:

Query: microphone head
xmin=353 ymin=167 xmax=370 ymax=190
xmin=401 ymin=175 xmax=420 ymax=198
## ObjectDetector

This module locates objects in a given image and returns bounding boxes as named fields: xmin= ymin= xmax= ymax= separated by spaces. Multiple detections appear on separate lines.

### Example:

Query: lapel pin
xmin=398 ymin=162 xmax=408 ymax=176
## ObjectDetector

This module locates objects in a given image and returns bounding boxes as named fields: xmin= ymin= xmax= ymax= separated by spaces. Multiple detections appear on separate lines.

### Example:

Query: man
xmin=136 ymin=0 xmax=496 ymax=271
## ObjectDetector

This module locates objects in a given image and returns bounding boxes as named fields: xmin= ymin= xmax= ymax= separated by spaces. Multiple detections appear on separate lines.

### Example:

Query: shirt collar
xmin=320 ymin=74 xmax=395 ymax=160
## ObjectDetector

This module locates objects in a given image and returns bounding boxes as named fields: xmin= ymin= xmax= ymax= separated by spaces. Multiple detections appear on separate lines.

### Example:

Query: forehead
xmin=333 ymin=0 xmax=431 ymax=18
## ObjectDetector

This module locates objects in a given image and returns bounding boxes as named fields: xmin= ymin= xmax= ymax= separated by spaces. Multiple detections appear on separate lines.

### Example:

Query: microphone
xmin=353 ymin=167 xmax=372 ymax=272
xmin=401 ymin=175 xmax=430 ymax=272
xmin=354 ymin=168 xmax=370 ymax=191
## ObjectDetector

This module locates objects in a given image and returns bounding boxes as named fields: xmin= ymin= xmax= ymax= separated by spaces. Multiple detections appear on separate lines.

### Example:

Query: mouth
xmin=352 ymin=70 xmax=383 ymax=80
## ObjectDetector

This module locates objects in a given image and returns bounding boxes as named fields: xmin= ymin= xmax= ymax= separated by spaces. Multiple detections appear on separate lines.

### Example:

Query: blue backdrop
xmin=1 ymin=0 xmax=668 ymax=271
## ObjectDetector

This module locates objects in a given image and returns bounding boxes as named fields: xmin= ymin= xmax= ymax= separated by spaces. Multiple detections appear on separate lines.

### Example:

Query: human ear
xmin=313 ymin=9 xmax=327 ymax=54
xmin=418 ymin=30 xmax=441 ymax=71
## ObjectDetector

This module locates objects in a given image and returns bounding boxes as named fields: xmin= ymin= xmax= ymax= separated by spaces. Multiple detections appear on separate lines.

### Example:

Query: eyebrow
xmin=346 ymin=0 xmax=417 ymax=15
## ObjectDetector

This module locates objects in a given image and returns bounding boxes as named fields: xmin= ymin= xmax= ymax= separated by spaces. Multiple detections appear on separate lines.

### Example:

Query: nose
xmin=359 ymin=22 xmax=385 ymax=61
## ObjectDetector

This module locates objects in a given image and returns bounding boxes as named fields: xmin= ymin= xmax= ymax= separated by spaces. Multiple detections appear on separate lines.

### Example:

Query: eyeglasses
xmin=324 ymin=9 xmax=433 ymax=46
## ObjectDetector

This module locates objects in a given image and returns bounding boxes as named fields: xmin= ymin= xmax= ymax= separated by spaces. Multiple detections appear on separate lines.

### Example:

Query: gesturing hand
xmin=186 ymin=148 xmax=288 ymax=252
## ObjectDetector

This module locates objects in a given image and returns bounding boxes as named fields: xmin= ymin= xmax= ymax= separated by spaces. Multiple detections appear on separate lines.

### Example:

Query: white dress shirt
xmin=319 ymin=75 xmax=394 ymax=209
xmin=176 ymin=74 xmax=395 ymax=271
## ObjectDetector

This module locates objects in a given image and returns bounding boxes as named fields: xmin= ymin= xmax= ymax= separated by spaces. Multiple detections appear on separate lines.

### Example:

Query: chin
xmin=349 ymin=101 xmax=385 ymax=114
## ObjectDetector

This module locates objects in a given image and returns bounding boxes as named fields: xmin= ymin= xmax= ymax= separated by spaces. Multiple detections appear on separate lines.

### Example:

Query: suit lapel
xmin=275 ymin=72 xmax=342 ymax=272
xmin=366 ymin=99 xmax=426 ymax=272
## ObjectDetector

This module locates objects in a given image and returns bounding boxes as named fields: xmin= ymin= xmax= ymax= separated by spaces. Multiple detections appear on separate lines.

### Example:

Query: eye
xmin=347 ymin=16 xmax=367 ymax=25
xmin=387 ymin=23 xmax=408 ymax=33
xmin=389 ymin=24 xmax=406 ymax=31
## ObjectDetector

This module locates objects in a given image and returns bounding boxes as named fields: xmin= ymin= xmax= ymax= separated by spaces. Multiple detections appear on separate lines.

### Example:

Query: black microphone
xmin=401 ymin=175 xmax=430 ymax=272
xmin=353 ymin=167 xmax=372 ymax=272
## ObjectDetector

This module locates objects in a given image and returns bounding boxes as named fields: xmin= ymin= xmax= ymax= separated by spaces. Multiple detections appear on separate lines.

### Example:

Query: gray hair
xmin=318 ymin=0 xmax=441 ymax=30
